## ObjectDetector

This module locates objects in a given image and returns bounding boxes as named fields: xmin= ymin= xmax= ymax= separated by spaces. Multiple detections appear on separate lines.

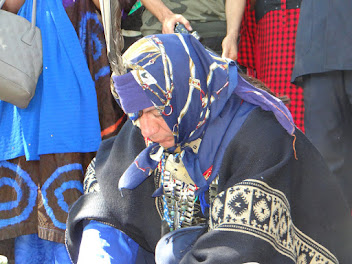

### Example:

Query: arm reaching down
xmin=222 ymin=0 xmax=246 ymax=60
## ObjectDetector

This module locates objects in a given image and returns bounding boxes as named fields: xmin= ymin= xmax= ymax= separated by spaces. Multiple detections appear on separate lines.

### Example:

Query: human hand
xmin=221 ymin=34 xmax=239 ymax=61
xmin=161 ymin=14 xmax=192 ymax=34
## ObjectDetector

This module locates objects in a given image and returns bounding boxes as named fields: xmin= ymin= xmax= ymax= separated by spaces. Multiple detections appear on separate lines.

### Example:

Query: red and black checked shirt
xmin=238 ymin=0 xmax=304 ymax=131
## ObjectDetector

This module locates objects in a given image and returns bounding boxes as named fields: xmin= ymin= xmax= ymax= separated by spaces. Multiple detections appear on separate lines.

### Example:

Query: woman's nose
xmin=141 ymin=125 xmax=157 ymax=138
xmin=140 ymin=118 xmax=159 ymax=138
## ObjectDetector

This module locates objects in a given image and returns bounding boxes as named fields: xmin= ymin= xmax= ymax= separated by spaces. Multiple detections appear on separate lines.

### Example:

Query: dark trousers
xmin=303 ymin=70 xmax=352 ymax=208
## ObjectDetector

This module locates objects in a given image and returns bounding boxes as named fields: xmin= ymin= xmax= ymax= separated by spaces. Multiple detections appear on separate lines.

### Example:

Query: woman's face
xmin=137 ymin=106 xmax=175 ymax=148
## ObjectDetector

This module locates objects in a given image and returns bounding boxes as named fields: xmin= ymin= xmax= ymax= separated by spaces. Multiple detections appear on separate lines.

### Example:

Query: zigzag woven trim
xmin=210 ymin=179 xmax=338 ymax=264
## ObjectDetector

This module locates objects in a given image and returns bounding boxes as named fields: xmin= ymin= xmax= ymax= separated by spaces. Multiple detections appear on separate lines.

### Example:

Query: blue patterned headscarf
xmin=113 ymin=34 xmax=295 ymax=194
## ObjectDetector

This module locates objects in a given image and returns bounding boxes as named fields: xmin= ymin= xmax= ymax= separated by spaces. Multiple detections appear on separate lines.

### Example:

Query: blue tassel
xmin=199 ymin=190 xmax=210 ymax=215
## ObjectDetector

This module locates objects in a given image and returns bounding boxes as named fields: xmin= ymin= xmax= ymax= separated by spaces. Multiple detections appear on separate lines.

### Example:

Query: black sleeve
xmin=181 ymin=109 xmax=352 ymax=264
xmin=66 ymin=120 xmax=161 ymax=263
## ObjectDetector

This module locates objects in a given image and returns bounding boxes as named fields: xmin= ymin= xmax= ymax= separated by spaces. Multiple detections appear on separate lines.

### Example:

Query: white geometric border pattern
xmin=210 ymin=179 xmax=338 ymax=264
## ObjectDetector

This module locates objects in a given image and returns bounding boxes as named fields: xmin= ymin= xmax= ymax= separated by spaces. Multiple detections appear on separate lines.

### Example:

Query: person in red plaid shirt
xmin=237 ymin=0 xmax=304 ymax=131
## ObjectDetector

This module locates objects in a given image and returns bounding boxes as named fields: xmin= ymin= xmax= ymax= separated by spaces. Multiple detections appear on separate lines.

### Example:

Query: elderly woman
xmin=66 ymin=34 xmax=352 ymax=264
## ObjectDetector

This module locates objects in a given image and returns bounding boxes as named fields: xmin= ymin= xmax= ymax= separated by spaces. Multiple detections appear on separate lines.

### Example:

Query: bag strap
xmin=22 ymin=0 xmax=39 ymax=44
xmin=31 ymin=0 xmax=37 ymax=26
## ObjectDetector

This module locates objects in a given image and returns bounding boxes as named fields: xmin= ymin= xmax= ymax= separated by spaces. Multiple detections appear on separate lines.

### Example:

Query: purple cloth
xmin=113 ymin=72 xmax=153 ymax=113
